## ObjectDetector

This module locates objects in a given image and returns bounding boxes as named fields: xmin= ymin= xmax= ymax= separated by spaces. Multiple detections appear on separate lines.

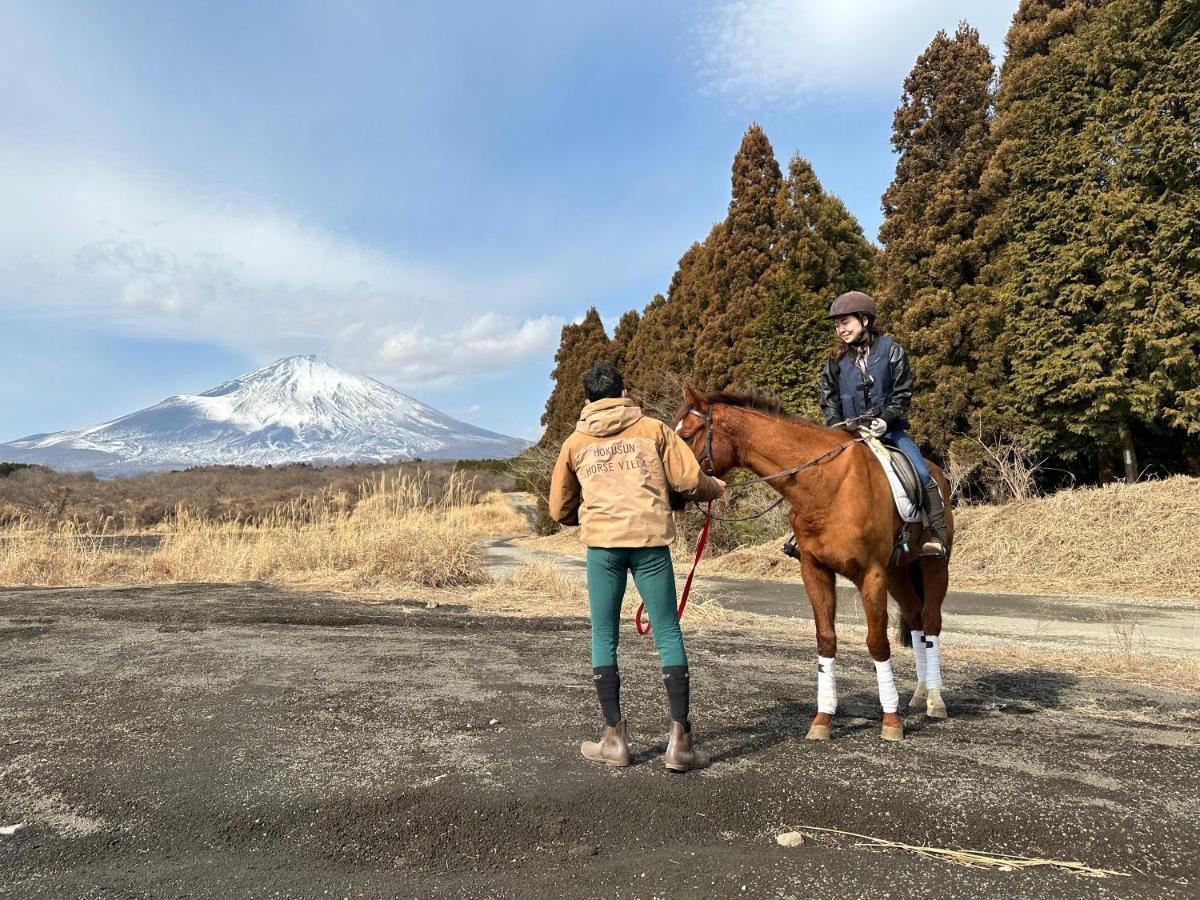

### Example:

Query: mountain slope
xmin=0 ymin=356 xmax=527 ymax=474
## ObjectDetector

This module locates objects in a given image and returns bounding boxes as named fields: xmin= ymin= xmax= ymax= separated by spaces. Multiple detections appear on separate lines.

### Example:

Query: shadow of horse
xmin=673 ymin=670 xmax=1082 ymax=761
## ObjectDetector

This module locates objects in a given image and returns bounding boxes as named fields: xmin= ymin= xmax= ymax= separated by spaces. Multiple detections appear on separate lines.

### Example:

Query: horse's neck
xmin=726 ymin=409 xmax=844 ymax=489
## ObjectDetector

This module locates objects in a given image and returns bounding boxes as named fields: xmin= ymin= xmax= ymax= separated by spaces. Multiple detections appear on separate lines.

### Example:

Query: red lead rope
xmin=636 ymin=501 xmax=713 ymax=636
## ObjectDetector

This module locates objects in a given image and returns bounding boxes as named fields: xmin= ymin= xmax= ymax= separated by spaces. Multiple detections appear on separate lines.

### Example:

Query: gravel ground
xmin=1 ymin=583 xmax=1196 ymax=898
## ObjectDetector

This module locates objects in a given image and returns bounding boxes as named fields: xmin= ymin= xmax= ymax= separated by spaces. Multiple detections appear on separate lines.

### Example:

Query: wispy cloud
xmin=0 ymin=146 xmax=564 ymax=387
xmin=696 ymin=0 xmax=1016 ymax=104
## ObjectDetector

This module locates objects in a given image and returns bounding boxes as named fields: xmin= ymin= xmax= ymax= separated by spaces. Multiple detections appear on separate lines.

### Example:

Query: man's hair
xmin=583 ymin=362 xmax=624 ymax=402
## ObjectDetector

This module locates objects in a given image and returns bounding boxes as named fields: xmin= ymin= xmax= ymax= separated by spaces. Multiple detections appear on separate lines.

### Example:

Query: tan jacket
xmin=549 ymin=398 xmax=723 ymax=547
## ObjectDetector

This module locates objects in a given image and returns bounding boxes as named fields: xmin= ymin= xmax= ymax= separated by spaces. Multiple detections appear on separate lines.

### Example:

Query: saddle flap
xmin=860 ymin=433 xmax=924 ymax=523
xmin=885 ymin=447 xmax=924 ymax=513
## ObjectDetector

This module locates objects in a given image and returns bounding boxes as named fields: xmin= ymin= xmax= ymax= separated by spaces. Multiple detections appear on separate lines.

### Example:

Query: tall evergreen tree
xmin=692 ymin=125 xmax=783 ymax=389
xmin=538 ymin=308 xmax=614 ymax=449
xmin=623 ymin=237 xmax=716 ymax=388
xmin=987 ymin=0 xmax=1198 ymax=480
xmin=878 ymin=23 xmax=1000 ymax=455
xmin=610 ymin=309 xmax=640 ymax=370
xmin=748 ymin=154 xmax=876 ymax=417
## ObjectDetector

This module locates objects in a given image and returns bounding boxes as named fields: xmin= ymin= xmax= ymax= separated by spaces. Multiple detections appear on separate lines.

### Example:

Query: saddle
xmin=861 ymin=434 xmax=926 ymax=523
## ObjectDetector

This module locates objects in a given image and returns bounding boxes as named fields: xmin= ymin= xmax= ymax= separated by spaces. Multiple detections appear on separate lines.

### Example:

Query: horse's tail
xmin=896 ymin=563 xmax=926 ymax=648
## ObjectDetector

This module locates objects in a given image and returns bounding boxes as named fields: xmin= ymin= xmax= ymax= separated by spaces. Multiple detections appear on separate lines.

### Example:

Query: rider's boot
xmin=780 ymin=536 xmax=802 ymax=561
xmin=920 ymin=483 xmax=950 ymax=559
xmin=581 ymin=719 xmax=631 ymax=767
xmin=663 ymin=720 xmax=710 ymax=773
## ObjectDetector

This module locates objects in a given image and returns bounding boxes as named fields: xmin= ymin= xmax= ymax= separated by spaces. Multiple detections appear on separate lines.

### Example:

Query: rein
xmin=678 ymin=407 xmax=867 ymax=521
xmin=637 ymin=407 xmax=867 ymax=634
xmin=635 ymin=500 xmax=711 ymax=636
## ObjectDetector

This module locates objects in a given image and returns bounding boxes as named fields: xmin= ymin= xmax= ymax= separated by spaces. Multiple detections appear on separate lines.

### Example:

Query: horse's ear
xmin=683 ymin=387 xmax=707 ymax=410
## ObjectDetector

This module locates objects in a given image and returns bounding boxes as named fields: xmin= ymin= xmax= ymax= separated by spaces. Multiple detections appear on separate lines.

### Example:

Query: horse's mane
xmin=703 ymin=390 xmax=809 ymax=422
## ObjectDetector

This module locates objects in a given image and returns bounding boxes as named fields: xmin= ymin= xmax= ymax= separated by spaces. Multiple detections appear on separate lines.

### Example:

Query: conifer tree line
xmin=538 ymin=0 xmax=1199 ymax=485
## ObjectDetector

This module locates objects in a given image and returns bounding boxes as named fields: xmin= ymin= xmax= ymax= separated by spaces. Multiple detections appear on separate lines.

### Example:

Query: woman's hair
xmin=829 ymin=318 xmax=880 ymax=361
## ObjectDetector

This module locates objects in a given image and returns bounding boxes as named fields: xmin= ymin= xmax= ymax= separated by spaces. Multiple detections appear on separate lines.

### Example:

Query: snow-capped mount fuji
xmin=0 ymin=356 xmax=528 ymax=475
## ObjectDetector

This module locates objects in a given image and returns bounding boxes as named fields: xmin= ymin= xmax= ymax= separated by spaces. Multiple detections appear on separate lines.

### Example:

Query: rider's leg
xmin=886 ymin=430 xmax=948 ymax=558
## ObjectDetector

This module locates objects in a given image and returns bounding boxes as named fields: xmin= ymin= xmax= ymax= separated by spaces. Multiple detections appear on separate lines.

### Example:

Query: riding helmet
xmin=827 ymin=290 xmax=877 ymax=320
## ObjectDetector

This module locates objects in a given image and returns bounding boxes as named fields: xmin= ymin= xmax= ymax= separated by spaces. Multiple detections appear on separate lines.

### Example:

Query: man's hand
xmin=868 ymin=418 xmax=888 ymax=438
xmin=712 ymin=478 xmax=728 ymax=498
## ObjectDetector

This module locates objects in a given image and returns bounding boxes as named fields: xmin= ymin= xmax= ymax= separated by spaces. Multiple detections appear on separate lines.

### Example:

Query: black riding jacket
xmin=818 ymin=334 xmax=914 ymax=431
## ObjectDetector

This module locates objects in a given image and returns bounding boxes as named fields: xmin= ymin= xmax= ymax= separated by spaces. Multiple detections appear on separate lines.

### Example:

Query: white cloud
xmin=0 ymin=146 xmax=563 ymax=386
xmin=697 ymin=0 xmax=1018 ymax=104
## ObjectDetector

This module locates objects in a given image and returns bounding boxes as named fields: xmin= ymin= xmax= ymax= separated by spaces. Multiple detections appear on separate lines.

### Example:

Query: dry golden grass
xmin=700 ymin=476 xmax=1200 ymax=600
xmin=951 ymin=476 xmax=1200 ymax=599
xmin=0 ymin=471 xmax=529 ymax=591
xmin=467 ymin=562 xmax=588 ymax=615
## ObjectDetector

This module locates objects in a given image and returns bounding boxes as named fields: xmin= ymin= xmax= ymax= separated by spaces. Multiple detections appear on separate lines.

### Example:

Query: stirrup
xmin=781 ymin=539 xmax=802 ymax=561
xmin=918 ymin=539 xmax=947 ymax=560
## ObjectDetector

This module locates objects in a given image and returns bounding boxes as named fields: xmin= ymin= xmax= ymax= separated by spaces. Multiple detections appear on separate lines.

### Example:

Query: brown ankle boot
xmin=581 ymin=719 xmax=631 ymax=767
xmin=664 ymin=721 xmax=710 ymax=772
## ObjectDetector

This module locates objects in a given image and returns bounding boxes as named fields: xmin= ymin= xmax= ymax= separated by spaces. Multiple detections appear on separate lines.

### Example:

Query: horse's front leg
xmin=918 ymin=557 xmax=950 ymax=718
xmin=799 ymin=553 xmax=838 ymax=741
xmin=861 ymin=565 xmax=904 ymax=741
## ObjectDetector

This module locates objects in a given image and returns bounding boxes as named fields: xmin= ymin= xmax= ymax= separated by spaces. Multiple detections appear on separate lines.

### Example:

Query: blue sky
xmin=0 ymin=0 xmax=1018 ymax=443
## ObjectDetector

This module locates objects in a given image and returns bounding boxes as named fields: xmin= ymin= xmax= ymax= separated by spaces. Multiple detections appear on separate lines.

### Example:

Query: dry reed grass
xmin=0 ymin=471 xmax=528 ymax=591
xmin=951 ymin=476 xmax=1200 ymax=599
xmin=785 ymin=825 xmax=1128 ymax=878
xmin=701 ymin=477 xmax=1200 ymax=600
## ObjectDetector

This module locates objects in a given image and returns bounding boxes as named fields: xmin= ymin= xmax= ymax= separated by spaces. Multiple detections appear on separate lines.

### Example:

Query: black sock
xmin=662 ymin=665 xmax=690 ymax=725
xmin=592 ymin=666 xmax=621 ymax=726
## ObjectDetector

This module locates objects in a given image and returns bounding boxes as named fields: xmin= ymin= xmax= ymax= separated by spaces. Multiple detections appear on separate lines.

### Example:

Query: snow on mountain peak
xmin=0 ymin=356 xmax=527 ymax=475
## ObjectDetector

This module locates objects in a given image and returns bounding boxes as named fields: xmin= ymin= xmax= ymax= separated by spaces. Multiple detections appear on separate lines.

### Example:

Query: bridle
xmin=677 ymin=407 xmax=716 ymax=475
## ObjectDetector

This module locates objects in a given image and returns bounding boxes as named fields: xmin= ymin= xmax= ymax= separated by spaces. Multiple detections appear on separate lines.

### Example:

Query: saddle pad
xmin=863 ymin=435 xmax=921 ymax=523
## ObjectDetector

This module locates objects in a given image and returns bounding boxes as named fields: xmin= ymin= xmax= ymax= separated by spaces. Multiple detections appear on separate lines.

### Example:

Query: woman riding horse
xmin=783 ymin=290 xmax=948 ymax=559
xmin=673 ymin=294 xmax=953 ymax=741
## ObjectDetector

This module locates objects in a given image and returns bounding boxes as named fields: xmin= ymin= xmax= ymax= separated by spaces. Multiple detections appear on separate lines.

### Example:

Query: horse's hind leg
xmin=887 ymin=565 xmax=928 ymax=709
xmin=860 ymin=566 xmax=903 ymax=741
xmin=799 ymin=554 xmax=838 ymax=741
xmin=918 ymin=557 xmax=950 ymax=719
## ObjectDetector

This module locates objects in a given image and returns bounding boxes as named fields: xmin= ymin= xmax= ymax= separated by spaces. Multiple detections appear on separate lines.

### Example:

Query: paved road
xmin=484 ymin=536 xmax=1200 ymax=658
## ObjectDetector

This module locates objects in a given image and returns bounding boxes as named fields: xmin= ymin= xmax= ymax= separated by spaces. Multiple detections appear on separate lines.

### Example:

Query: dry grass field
xmin=0 ymin=459 xmax=514 ymax=530
xmin=0 ymin=470 xmax=526 ymax=591
xmin=683 ymin=476 xmax=1200 ymax=601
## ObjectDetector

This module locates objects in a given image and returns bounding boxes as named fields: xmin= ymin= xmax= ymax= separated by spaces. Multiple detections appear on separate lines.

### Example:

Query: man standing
xmin=549 ymin=363 xmax=726 ymax=772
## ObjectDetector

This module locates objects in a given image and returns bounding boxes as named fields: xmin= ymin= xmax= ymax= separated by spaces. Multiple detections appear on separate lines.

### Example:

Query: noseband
xmin=677 ymin=408 xmax=715 ymax=475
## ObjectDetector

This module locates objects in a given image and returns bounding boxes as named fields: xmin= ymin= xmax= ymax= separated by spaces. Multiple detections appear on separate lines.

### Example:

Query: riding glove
xmin=868 ymin=418 xmax=888 ymax=438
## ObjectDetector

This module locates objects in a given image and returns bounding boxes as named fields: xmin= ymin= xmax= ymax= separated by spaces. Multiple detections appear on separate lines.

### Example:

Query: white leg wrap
xmin=923 ymin=634 xmax=943 ymax=690
xmin=873 ymin=658 xmax=900 ymax=713
xmin=911 ymin=630 xmax=927 ymax=685
xmin=816 ymin=655 xmax=837 ymax=715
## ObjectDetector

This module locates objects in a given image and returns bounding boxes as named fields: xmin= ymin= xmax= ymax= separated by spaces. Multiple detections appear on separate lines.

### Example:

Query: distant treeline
xmin=538 ymin=0 xmax=1199 ymax=485
xmin=0 ymin=460 xmax=516 ymax=531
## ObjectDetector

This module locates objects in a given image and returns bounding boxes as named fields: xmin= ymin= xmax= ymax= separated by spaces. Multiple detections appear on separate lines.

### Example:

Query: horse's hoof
xmin=926 ymin=688 xmax=948 ymax=719
xmin=880 ymin=723 xmax=904 ymax=742
xmin=805 ymin=723 xmax=831 ymax=741
xmin=908 ymin=682 xmax=927 ymax=708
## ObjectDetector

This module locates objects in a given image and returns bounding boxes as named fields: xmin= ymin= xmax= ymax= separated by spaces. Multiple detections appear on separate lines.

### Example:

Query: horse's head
xmin=671 ymin=388 xmax=738 ymax=477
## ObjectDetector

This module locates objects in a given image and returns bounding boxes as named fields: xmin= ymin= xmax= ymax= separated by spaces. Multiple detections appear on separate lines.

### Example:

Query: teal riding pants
xmin=586 ymin=545 xmax=687 ymax=669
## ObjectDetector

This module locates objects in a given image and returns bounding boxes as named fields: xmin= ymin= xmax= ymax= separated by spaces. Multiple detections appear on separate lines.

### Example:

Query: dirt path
xmin=1 ymin=583 xmax=1197 ymax=898
xmin=485 ymin=536 xmax=1200 ymax=658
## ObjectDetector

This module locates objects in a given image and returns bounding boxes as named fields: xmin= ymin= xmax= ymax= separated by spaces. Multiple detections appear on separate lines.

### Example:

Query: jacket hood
xmin=576 ymin=397 xmax=644 ymax=437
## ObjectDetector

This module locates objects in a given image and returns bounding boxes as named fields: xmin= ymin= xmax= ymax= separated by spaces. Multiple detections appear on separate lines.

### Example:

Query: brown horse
xmin=673 ymin=388 xmax=954 ymax=742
